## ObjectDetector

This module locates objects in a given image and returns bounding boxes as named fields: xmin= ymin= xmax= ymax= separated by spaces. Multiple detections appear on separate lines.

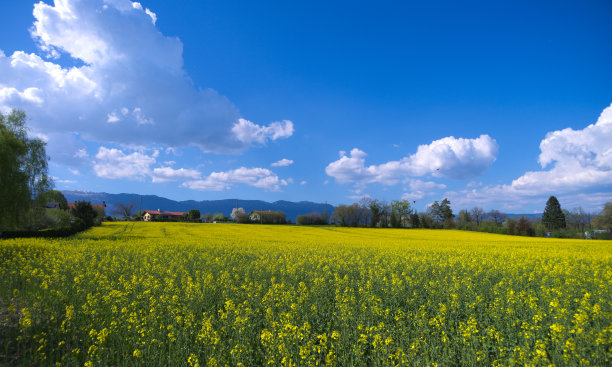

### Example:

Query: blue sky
xmin=1 ymin=0 xmax=611 ymax=213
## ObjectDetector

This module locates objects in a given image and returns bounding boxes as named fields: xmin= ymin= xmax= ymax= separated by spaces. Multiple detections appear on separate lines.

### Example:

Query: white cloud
xmin=271 ymin=158 xmax=294 ymax=167
xmin=400 ymin=179 xmax=447 ymax=202
xmin=151 ymin=166 xmax=201 ymax=183
xmin=300 ymin=180 xmax=307 ymax=185
xmin=0 ymin=0 xmax=293 ymax=159
xmin=93 ymin=147 xmax=155 ymax=180
xmin=232 ymin=118 xmax=294 ymax=145
xmin=182 ymin=167 xmax=288 ymax=192
xmin=69 ymin=168 xmax=80 ymax=175
xmin=325 ymin=135 xmax=498 ymax=187
xmin=447 ymin=103 xmax=612 ymax=211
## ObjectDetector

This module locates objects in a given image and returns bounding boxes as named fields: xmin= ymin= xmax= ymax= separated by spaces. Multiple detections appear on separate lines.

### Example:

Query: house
xmin=66 ymin=201 xmax=107 ymax=212
xmin=143 ymin=209 xmax=187 ymax=222
xmin=248 ymin=210 xmax=287 ymax=224
xmin=64 ymin=201 xmax=107 ymax=218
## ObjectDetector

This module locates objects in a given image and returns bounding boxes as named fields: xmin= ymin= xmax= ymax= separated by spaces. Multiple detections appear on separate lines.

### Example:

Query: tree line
xmin=327 ymin=195 xmax=611 ymax=239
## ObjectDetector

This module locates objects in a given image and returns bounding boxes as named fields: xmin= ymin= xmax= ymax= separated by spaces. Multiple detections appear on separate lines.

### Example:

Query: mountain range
xmin=61 ymin=191 xmax=334 ymax=222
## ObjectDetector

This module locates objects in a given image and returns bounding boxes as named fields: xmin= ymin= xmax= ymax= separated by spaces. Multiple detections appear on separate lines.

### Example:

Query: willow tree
xmin=0 ymin=110 xmax=52 ymax=231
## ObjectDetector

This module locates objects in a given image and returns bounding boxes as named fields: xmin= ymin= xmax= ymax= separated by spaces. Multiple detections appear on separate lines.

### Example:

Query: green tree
xmin=0 ymin=109 xmax=52 ymax=231
xmin=70 ymin=201 xmax=98 ymax=228
xmin=517 ymin=216 xmax=534 ymax=236
xmin=542 ymin=196 xmax=566 ymax=230
xmin=188 ymin=209 xmax=201 ymax=220
xmin=429 ymin=198 xmax=453 ymax=224
xmin=367 ymin=199 xmax=382 ymax=228
xmin=43 ymin=190 xmax=68 ymax=210
xmin=391 ymin=200 xmax=413 ymax=228
xmin=456 ymin=209 xmax=472 ymax=228
xmin=592 ymin=202 xmax=612 ymax=233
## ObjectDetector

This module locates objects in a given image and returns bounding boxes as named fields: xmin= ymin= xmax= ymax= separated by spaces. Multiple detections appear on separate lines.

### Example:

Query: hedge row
xmin=0 ymin=226 xmax=83 ymax=239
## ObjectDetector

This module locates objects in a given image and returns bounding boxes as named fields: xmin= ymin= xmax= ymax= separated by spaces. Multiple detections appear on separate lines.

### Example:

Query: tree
xmin=43 ymin=190 xmax=68 ymax=210
xmin=111 ymin=201 xmax=136 ymax=218
xmin=429 ymin=199 xmax=453 ymax=224
xmin=565 ymin=207 xmax=592 ymax=232
xmin=188 ymin=209 xmax=201 ymax=220
xmin=212 ymin=212 xmax=224 ymax=221
xmin=542 ymin=196 xmax=566 ymax=230
xmin=471 ymin=207 xmax=485 ymax=226
xmin=367 ymin=199 xmax=382 ymax=228
xmin=487 ymin=209 xmax=507 ymax=226
xmin=592 ymin=202 xmax=612 ymax=233
xmin=231 ymin=207 xmax=245 ymax=221
xmin=204 ymin=212 xmax=213 ymax=223
xmin=0 ymin=110 xmax=52 ymax=231
xmin=297 ymin=212 xmax=329 ymax=225
xmin=456 ymin=209 xmax=472 ymax=228
xmin=517 ymin=216 xmax=534 ymax=236
xmin=391 ymin=200 xmax=413 ymax=228
xmin=70 ymin=201 xmax=98 ymax=228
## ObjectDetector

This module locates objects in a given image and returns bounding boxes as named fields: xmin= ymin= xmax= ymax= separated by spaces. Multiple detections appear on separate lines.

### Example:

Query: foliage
xmin=428 ymin=198 xmax=454 ymax=224
xmin=471 ymin=207 xmax=485 ymax=225
xmin=296 ymin=212 xmax=329 ymax=225
xmin=250 ymin=211 xmax=287 ymax=225
xmin=390 ymin=200 xmax=413 ymax=228
xmin=43 ymin=190 xmax=68 ymax=210
xmin=212 ymin=212 xmax=225 ymax=222
xmin=0 ymin=223 xmax=610 ymax=365
xmin=456 ymin=209 xmax=473 ymax=228
xmin=592 ymin=202 xmax=612 ymax=233
xmin=517 ymin=216 xmax=535 ymax=236
xmin=70 ymin=201 xmax=98 ymax=229
xmin=542 ymin=196 xmax=566 ymax=230
xmin=188 ymin=209 xmax=201 ymax=221
xmin=332 ymin=203 xmax=370 ymax=227
xmin=487 ymin=209 xmax=507 ymax=225
xmin=230 ymin=208 xmax=245 ymax=220
xmin=46 ymin=208 xmax=73 ymax=228
xmin=0 ymin=109 xmax=52 ymax=231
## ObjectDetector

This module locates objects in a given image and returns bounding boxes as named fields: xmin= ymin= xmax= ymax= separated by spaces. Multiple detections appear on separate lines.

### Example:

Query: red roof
xmin=144 ymin=210 xmax=186 ymax=217
xmin=67 ymin=202 xmax=106 ymax=211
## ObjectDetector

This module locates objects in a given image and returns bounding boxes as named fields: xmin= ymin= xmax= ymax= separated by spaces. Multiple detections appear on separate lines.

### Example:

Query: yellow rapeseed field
xmin=1 ymin=222 xmax=610 ymax=366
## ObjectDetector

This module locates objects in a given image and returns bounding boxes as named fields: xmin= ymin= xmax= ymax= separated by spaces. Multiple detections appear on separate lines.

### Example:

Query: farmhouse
xmin=143 ymin=209 xmax=187 ymax=221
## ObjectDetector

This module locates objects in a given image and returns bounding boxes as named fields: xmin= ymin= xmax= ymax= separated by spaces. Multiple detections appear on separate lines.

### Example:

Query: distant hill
xmin=61 ymin=191 xmax=334 ymax=222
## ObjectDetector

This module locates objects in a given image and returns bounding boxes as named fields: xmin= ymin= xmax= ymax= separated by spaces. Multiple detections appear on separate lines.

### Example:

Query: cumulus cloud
xmin=447 ymin=103 xmax=612 ymax=211
xmin=93 ymin=147 xmax=156 ymax=180
xmin=151 ymin=166 xmax=201 ymax=183
xmin=182 ymin=167 xmax=289 ymax=191
xmin=232 ymin=119 xmax=294 ymax=145
xmin=0 ymin=0 xmax=293 ymax=161
xmin=271 ymin=158 xmax=294 ymax=167
xmin=401 ymin=179 xmax=447 ymax=201
xmin=325 ymin=135 xmax=498 ymax=187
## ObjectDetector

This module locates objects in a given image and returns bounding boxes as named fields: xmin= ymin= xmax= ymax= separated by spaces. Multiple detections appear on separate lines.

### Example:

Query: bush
xmin=297 ymin=212 xmax=329 ymax=225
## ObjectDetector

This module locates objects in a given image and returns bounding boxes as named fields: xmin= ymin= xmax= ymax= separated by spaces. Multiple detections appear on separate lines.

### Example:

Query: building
xmin=66 ymin=201 xmax=107 ymax=213
xmin=143 ymin=209 xmax=187 ymax=222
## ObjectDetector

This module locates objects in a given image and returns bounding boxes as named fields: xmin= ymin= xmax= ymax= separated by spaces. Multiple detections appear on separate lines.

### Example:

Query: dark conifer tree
xmin=542 ymin=196 xmax=566 ymax=230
